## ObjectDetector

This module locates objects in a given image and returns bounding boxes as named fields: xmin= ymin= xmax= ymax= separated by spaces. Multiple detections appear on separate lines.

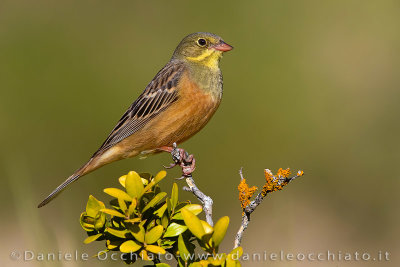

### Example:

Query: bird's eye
xmin=197 ymin=38 xmax=207 ymax=46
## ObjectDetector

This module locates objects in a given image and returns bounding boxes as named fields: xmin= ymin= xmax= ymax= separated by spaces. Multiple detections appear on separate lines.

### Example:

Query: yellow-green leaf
xmin=171 ymin=183 xmax=178 ymax=210
xmin=129 ymin=224 xmax=145 ymax=243
xmin=212 ymin=216 xmax=229 ymax=247
xmin=86 ymin=195 xmax=104 ymax=217
xmin=172 ymin=204 xmax=202 ymax=220
xmin=200 ymin=220 xmax=213 ymax=235
xmin=228 ymin=246 xmax=243 ymax=258
xmin=118 ymin=198 xmax=127 ymax=212
xmin=208 ymin=254 xmax=226 ymax=266
xmin=125 ymin=171 xmax=144 ymax=199
xmin=106 ymin=240 xmax=123 ymax=250
xmin=104 ymin=188 xmax=132 ymax=202
xmin=145 ymin=245 xmax=166 ymax=254
xmin=106 ymin=228 xmax=129 ymax=238
xmin=83 ymin=233 xmax=102 ymax=244
xmin=226 ymin=246 xmax=243 ymax=266
xmin=161 ymin=213 xmax=169 ymax=229
xmin=124 ymin=218 xmax=141 ymax=223
xmin=94 ymin=213 xmax=106 ymax=230
xmin=100 ymin=208 xmax=125 ymax=218
xmin=156 ymin=263 xmax=171 ymax=267
xmin=145 ymin=225 xmax=164 ymax=244
xmin=163 ymin=222 xmax=187 ymax=238
xmin=181 ymin=208 xmax=205 ymax=239
xmin=178 ymin=234 xmax=190 ymax=262
xmin=80 ymin=213 xmax=94 ymax=231
xmin=128 ymin=199 xmax=137 ymax=216
xmin=140 ymin=249 xmax=151 ymax=261
xmin=119 ymin=240 xmax=142 ymax=253
xmin=155 ymin=203 xmax=168 ymax=218
xmin=142 ymin=192 xmax=167 ymax=213
xmin=119 ymin=175 xmax=127 ymax=187
xmin=143 ymin=170 xmax=166 ymax=192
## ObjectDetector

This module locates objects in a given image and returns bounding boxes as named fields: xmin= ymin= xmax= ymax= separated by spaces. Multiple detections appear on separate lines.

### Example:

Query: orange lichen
xmin=262 ymin=168 xmax=295 ymax=196
xmin=238 ymin=168 xmax=304 ymax=209
xmin=276 ymin=168 xmax=291 ymax=178
xmin=238 ymin=178 xmax=258 ymax=210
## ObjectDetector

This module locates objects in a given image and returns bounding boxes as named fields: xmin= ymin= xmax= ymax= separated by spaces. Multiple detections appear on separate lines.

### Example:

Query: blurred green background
xmin=1 ymin=0 xmax=399 ymax=266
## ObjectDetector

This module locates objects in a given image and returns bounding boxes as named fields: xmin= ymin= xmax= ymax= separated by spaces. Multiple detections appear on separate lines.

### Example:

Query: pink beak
xmin=213 ymin=41 xmax=233 ymax=52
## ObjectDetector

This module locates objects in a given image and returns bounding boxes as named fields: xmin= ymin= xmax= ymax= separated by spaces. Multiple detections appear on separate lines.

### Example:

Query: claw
xmin=159 ymin=142 xmax=196 ymax=178
xmin=163 ymin=163 xmax=177 ymax=169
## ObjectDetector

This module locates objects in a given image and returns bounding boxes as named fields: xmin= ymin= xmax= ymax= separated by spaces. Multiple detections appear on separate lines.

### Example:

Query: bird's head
xmin=172 ymin=32 xmax=233 ymax=69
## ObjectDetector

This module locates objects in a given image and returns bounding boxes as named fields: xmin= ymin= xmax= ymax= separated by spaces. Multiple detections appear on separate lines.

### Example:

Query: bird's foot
xmin=159 ymin=143 xmax=196 ymax=178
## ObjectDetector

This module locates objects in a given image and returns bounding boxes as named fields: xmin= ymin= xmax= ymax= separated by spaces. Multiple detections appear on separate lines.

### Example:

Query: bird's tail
xmin=37 ymin=159 xmax=94 ymax=208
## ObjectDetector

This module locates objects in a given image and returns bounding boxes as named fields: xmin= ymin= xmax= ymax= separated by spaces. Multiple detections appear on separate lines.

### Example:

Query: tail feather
xmin=37 ymin=158 xmax=96 ymax=208
xmin=37 ymin=173 xmax=81 ymax=208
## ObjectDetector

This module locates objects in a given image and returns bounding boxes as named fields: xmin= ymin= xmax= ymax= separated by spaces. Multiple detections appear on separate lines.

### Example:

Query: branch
xmin=164 ymin=143 xmax=214 ymax=226
xmin=183 ymin=175 xmax=214 ymax=226
xmin=234 ymin=168 xmax=304 ymax=248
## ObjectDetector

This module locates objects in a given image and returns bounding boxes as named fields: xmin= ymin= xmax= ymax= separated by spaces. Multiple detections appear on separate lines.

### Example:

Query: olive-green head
xmin=172 ymin=32 xmax=233 ymax=68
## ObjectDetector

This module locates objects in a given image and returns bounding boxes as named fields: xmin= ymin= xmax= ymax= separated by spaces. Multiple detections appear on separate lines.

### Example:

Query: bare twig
xmin=165 ymin=143 xmax=214 ymax=226
xmin=234 ymin=168 xmax=303 ymax=248
xmin=183 ymin=175 xmax=214 ymax=226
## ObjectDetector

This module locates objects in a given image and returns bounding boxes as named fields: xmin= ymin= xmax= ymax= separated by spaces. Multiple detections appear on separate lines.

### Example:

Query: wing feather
xmin=93 ymin=61 xmax=185 ymax=156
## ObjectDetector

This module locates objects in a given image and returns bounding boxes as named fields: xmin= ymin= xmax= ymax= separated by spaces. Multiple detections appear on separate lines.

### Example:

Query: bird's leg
xmin=159 ymin=143 xmax=196 ymax=178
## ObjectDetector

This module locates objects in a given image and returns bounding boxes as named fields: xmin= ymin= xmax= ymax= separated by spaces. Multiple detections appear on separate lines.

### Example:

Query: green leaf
xmin=181 ymin=208 xmax=205 ymax=239
xmin=118 ymin=174 xmax=127 ymax=187
xmin=127 ymin=199 xmax=137 ymax=216
xmin=200 ymin=220 xmax=213 ymax=235
xmin=80 ymin=213 xmax=94 ymax=231
xmin=226 ymin=246 xmax=243 ymax=267
xmin=94 ymin=212 xmax=106 ymax=231
xmin=143 ymin=170 xmax=166 ymax=192
xmin=100 ymin=208 xmax=125 ymax=218
xmin=142 ymin=192 xmax=167 ymax=213
xmin=145 ymin=245 xmax=166 ymax=254
xmin=106 ymin=239 xmax=123 ymax=250
xmin=160 ymin=239 xmax=176 ymax=249
xmin=124 ymin=218 xmax=141 ymax=223
xmin=208 ymin=254 xmax=226 ymax=266
xmin=212 ymin=216 xmax=230 ymax=247
xmin=119 ymin=240 xmax=142 ymax=253
xmin=163 ymin=222 xmax=187 ymax=238
xmin=104 ymin=188 xmax=132 ymax=202
xmin=129 ymin=224 xmax=145 ymax=243
xmin=161 ymin=213 xmax=169 ymax=229
xmin=178 ymin=234 xmax=190 ymax=262
xmin=83 ymin=233 xmax=102 ymax=244
xmin=86 ymin=195 xmax=104 ymax=217
xmin=106 ymin=228 xmax=129 ymax=238
xmin=166 ymin=197 xmax=172 ymax=215
xmin=155 ymin=263 xmax=171 ymax=267
xmin=118 ymin=198 xmax=127 ymax=212
xmin=145 ymin=225 xmax=164 ymax=244
xmin=154 ymin=203 xmax=168 ymax=218
xmin=229 ymin=246 xmax=243 ymax=258
xmin=171 ymin=183 xmax=178 ymax=211
xmin=172 ymin=204 xmax=202 ymax=220
xmin=125 ymin=171 xmax=144 ymax=199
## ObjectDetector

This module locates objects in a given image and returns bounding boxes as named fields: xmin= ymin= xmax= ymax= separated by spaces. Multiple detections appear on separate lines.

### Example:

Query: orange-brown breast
xmin=115 ymin=71 xmax=221 ymax=158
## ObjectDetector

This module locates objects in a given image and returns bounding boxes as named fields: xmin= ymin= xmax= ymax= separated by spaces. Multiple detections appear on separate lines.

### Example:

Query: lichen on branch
xmin=234 ymin=167 xmax=304 ymax=248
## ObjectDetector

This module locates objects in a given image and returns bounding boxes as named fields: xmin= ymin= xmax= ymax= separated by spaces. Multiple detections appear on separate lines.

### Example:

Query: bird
xmin=38 ymin=32 xmax=233 ymax=208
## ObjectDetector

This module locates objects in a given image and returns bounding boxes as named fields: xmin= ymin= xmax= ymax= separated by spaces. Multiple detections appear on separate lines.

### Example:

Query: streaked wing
xmin=93 ymin=61 xmax=185 ymax=156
